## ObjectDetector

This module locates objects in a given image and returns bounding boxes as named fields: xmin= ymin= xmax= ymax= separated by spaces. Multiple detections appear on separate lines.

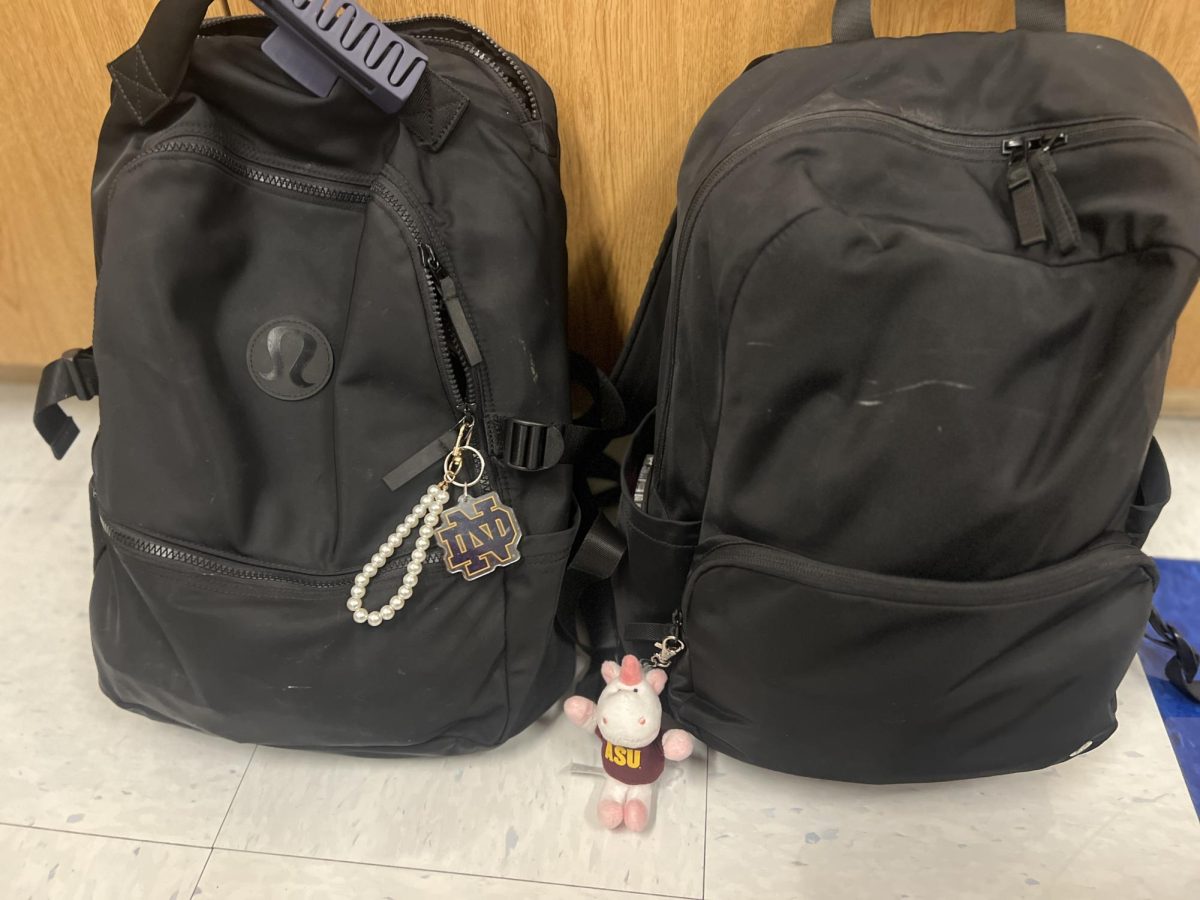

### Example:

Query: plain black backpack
xmin=610 ymin=0 xmax=1200 ymax=782
xmin=33 ymin=0 xmax=621 ymax=754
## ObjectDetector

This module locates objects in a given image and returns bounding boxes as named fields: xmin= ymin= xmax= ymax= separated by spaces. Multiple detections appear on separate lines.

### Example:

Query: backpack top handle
xmin=831 ymin=0 xmax=1067 ymax=43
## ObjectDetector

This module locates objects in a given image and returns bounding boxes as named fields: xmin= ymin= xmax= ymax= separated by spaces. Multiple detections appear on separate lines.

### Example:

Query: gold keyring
xmin=445 ymin=445 xmax=485 ymax=488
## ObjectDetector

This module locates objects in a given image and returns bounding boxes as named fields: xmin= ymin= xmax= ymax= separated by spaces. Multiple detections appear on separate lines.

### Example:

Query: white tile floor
xmin=1 ymin=382 xmax=1198 ymax=900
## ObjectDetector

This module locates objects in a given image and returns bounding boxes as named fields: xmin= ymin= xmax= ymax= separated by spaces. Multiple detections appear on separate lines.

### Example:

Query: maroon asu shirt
xmin=596 ymin=727 xmax=666 ymax=785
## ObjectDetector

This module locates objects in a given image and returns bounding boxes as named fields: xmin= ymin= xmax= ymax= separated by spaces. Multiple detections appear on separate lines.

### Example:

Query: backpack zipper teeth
xmin=101 ymin=515 xmax=442 ymax=586
xmin=682 ymin=539 xmax=1149 ymax=618
xmin=650 ymin=111 xmax=1199 ymax=509
xmin=370 ymin=182 xmax=473 ymax=414
xmin=142 ymin=142 xmax=471 ymax=413
xmin=398 ymin=15 xmax=540 ymax=119
xmin=414 ymin=34 xmax=534 ymax=120
xmin=131 ymin=135 xmax=492 ymax=490
xmin=148 ymin=140 xmax=372 ymax=204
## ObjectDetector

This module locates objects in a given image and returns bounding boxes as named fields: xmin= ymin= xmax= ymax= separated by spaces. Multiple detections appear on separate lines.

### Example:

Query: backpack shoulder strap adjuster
xmin=501 ymin=418 xmax=566 ymax=472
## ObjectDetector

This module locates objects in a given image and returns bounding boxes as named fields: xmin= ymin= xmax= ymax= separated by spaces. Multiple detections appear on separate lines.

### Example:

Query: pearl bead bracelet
xmin=345 ymin=482 xmax=449 ymax=627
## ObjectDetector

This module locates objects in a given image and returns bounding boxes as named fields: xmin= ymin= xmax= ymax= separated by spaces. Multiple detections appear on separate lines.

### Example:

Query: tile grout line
xmin=200 ymin=844 xmax=698 ymax=900
xmin=0 ymin=818 xmax=693 ymax=899
xmin=189 ymin=849 xmax=215 ymax=899
xmin=191 ymin=743 xmax=258 ymax=899
xmin=0 ymin=821 xmax=209 ymax=851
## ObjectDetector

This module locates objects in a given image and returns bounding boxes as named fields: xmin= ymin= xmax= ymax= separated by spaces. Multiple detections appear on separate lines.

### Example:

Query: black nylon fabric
xmin=74 ymin=10 xmax=581 ymax=754
xmin=616 ymin=25 xmax=1200 ymax=782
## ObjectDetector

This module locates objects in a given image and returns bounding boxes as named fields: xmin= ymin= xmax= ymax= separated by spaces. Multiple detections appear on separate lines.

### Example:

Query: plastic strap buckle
xmin=61 ymin=349 xmax=96 ymax=402
xmin=251 ymin=0 xmax=428 ymax=113
xmin=502 ymin=419 xmax=565 ymax=472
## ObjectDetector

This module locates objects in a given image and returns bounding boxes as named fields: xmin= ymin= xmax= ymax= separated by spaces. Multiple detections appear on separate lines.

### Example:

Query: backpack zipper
xmin=141 ymin=139 xmax=373 ymax=204
xmin=650 ymin=110 xmax=1198 ymax=513
xmin=682 ymin=537 xmax=1151 ymax=616
xmin=403 ymin=15 xmax=540 ymax=120
xmin=138 ymin=137 xmax=486 ymax=460
xmin=371 ymin=176 xmax=491 ymax=480
xmin=1003 ymin=132 xmax=1080 ymax=252
xmin=413 ymin=33 xmax=536 ymax=122
xmin=97 ymin=504 xmax=443 ymax=587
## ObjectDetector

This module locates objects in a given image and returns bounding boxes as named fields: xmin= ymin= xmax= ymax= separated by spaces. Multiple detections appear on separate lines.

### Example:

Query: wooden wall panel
xmin=0 ymin=1 xmax=230 ymax=374
xmin=4 ymin=0 xmax=1200 ymax=401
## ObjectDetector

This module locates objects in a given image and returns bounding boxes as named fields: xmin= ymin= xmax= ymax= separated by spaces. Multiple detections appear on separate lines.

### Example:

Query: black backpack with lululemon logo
xmin=33 ymin=0 xmax=620 ymax=754
xmin=610 ymin=0 xmax=1200 ymax=782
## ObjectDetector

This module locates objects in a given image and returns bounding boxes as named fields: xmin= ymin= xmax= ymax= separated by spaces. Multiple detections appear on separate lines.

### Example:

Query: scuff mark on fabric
xmin=856 ymin=379 xmax=975 ymax=407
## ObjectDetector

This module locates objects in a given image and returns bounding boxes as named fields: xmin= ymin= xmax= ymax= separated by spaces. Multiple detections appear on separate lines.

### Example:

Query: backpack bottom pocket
xmin=669 ymin=535 xmax=1157 ymax=783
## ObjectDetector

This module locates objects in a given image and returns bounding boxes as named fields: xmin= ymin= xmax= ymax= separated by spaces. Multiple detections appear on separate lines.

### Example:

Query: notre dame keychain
xmin=345 ymin=417 xmax=523 ymax=627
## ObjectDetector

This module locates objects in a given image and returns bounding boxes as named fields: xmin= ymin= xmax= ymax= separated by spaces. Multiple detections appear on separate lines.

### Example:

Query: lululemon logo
xmin=247 ymin=318 xmax=333 ymax=401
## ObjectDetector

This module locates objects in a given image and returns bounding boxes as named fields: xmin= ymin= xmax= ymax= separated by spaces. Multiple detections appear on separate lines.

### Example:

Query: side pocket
xmin=613 ymin=412 xmax=701 ymax=653
xmin=1125 ymin=437 xmax=1170 ymax=547
xmin=672 ymin=536 xmax=1158 ymax=783
xmin=502 ymin=506 xmax=581 ymax=739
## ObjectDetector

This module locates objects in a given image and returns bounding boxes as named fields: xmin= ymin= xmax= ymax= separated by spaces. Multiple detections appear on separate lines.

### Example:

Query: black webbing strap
xmin=555 ymin=513 xmax=626 ymax=647
xmin=34 ymin=349 xmax=98 ymax=460
xmin=496 ymin=353 xmax=625 ymax=473
xmin=108 ymin=0 xmax=467 ymax=152
xmin=831 ymin=0 xmax=1067 ymax=43
xmin=1015 ymin=0 xmax=1068 ymax=32
xmin=1126 ymin=437 xmax=1199 ymax=703
xmin=1147 ymin=609 xmax=1200 ymax=703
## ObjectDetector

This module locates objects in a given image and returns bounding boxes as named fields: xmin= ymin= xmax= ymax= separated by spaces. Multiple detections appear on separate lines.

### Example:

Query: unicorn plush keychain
xmin=563 ymin=654 xmax=696 ymax=832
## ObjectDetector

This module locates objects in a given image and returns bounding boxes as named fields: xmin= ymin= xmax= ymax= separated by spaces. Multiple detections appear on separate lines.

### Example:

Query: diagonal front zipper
xmin=134 ymin=136 xmax=487 ymax=457
xmin=371 ymin=171 xmax=492 ymax=476
xmin=650 ymin=110 xmax=1200 ymax=513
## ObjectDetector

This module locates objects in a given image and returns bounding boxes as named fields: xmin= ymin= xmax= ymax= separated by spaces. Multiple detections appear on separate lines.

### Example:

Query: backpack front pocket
xmin=91 ymin=513 xmax=512 ymax=754
xmin=670 ymin=536 xmax=1157 ymax=783
xmin=95 ymin=133 xmax=486 ymax=570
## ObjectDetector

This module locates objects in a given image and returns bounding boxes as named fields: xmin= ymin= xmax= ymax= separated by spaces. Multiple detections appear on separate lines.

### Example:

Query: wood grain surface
xmin=3 ymin=0 xmax=1199 ymax=394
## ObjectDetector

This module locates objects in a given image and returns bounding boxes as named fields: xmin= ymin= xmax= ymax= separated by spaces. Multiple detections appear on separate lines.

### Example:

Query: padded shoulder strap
xmin=610 ymin=213 xmax=676 ymax=429
xmin=109 ymin=0 xmax=467 ymax=151
xmin=831 ymin=0 xmax=1066 ymax=43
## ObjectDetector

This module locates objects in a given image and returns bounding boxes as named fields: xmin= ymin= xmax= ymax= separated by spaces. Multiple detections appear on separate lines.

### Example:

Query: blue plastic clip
xmin=250 ymin=0 xmax=428 ymax=113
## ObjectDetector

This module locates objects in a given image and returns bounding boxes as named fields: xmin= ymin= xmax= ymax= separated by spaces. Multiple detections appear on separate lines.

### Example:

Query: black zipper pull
xmin=1003 ymin=139 xmax=1047 ymax=247
xmin=420 ymin=242 xmax=483 ymax=368
xmin=1027 ymin=133 xmax=1080 ymax=254
xmin=420 ymin=242 xmax=447 ymax=284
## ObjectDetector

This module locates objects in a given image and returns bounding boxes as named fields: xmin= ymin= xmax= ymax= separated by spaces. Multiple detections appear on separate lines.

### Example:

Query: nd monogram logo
xmin=434 ymin=492 xmax=523 ymax=581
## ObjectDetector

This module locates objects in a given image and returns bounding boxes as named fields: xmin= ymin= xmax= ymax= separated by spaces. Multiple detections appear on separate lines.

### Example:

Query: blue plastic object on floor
xmin=1139 ymin=558 xmax=1200 ymax=820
